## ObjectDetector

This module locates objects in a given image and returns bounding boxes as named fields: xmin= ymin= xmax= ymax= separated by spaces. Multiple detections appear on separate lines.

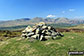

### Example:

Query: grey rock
xmin=21 ymin=22 xmax=64 ymax=41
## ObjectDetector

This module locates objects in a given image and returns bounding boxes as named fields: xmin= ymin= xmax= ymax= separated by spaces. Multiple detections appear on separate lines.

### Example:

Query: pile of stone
xmin=21 ymin=22 xmax=64 ymax=41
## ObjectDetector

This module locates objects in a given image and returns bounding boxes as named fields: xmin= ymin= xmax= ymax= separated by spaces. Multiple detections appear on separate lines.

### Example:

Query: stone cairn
xmin=21 ymin=22 xmax=64 ymax=41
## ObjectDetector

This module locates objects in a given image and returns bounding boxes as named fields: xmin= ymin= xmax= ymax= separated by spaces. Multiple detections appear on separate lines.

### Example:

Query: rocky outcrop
xmin=21 ymin=22 xmax=64 ymax=41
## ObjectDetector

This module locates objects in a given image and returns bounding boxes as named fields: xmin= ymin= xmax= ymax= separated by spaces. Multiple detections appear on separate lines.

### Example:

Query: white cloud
xmin=69 ymin=9 xmax=75 ymax=12
xmin=62 ymin=11 xmax=65 ymax=13
xmin=46 ymin=14 xmax=56 ymax=17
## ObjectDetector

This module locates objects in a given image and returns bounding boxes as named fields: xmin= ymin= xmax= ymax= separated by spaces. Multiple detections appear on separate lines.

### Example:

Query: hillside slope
xmin=0 ymin=17 xmax=84 ymax=27
xmin=0 ymin=32 xmax=84 ymax=56
xmin=69 ymin=24 xmax=84 ymax=29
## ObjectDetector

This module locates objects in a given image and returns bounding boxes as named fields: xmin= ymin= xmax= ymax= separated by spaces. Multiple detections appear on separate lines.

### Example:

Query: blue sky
xmin=0 ymin=0 xmax=84 ymax=20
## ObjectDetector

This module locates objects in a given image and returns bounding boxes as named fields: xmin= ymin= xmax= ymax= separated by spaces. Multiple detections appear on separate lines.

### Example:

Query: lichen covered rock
xmin=21 ymin=22 xmax=64 ymax=41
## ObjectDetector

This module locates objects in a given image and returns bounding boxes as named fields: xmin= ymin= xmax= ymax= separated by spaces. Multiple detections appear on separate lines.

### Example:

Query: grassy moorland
xmin=0 ymin=23 xmax=75 ymax=30
xmin=69 ymin=24 xmax=84 ymax=29
xmin=0 ymin=24 xmax=84 ymax=56
xmin=0 ymin=32 xmax=84 ymax=56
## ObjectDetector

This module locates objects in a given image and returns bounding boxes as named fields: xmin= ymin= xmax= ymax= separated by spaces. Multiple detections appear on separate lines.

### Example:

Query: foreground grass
xmin=0 ymin=32 xmax=84 ymax=56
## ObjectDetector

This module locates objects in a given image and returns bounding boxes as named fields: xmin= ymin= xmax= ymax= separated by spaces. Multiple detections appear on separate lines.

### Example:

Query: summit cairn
xmin=21 ymin=22 xmax=64 ymax=41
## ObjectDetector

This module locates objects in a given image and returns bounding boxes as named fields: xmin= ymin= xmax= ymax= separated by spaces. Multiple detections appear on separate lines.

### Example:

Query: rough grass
xmin=0 ymin=32 xmax=84 ymax=56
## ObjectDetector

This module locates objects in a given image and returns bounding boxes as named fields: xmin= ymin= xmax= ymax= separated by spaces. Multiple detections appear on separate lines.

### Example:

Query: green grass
xmin=0 ymin=32 xmax=84 ymax=56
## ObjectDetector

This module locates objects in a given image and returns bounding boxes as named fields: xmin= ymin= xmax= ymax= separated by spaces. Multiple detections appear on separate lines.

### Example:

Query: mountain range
xmin=0 ymin=17 xmax=84 ymax=27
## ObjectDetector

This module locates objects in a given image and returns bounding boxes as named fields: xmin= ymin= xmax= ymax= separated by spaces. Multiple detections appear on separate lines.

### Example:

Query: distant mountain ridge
xmin=0 ymin=17 xmax=84 ymax=27
xmin=16 ymin=18 xmax=30 ymax=21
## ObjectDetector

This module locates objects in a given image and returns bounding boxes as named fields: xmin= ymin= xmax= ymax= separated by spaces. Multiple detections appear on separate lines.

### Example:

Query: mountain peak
xmin=16 ymin=18 xmax=30 ymax=21
xmin=57 ymin=17 xmax=69 ymax=20
xmin=55 ymin=17 xmax=70 ymax=23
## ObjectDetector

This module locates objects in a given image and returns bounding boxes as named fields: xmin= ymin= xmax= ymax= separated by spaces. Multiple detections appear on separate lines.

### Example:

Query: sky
xmin=0 ymin=0 xmax=84 ymax=20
